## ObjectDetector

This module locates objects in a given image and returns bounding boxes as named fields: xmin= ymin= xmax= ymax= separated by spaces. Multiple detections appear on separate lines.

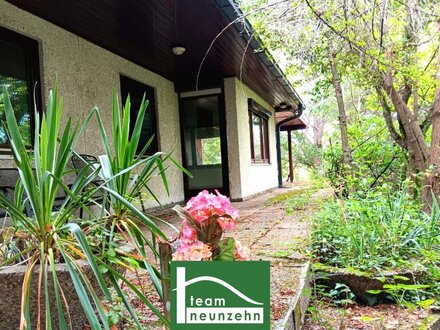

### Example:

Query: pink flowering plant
xmin=171 ymin=190 xmax=249 ymax=261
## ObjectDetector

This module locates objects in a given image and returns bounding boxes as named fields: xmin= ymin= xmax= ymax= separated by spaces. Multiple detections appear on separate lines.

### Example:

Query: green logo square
xmin=170 ymin=261 xmax=270 ymax=330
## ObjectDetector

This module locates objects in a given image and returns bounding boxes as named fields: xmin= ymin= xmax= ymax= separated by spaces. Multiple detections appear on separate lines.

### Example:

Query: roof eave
xmin=214 ymin=0 xmax=304 ymax=111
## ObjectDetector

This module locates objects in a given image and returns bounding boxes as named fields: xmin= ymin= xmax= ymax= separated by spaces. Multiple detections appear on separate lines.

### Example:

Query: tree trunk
xmin=422 ymin=47 xmax=440 ymax=210
xmin=381 ymin=75 xmax=428 ymax=173
xmin=328 ymin=51 xmax=353 ymax=168
xmin=376 ymin=87 xmax=407 ymax=149
xmin=313 ymin=118 xmax=326 ymax=148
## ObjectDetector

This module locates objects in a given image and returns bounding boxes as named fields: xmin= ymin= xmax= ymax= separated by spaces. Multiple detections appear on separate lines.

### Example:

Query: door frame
xmin=178 ymin=88 xmax=229 ymax=199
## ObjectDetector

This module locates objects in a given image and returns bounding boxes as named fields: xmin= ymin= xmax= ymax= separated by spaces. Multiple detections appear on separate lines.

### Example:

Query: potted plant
xmin=0 ymin=85 xmax=178 ymax=329
xmin=158 ymin=190 xmax=249 ymax=319
xmin=171 ymin=190 xmax=248 ymax=262
xmin=86 ymin=89 xmax=189 ymax=327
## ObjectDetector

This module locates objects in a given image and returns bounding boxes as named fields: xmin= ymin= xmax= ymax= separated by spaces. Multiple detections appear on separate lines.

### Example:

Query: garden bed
xmin=306 ymin=188 xmax=440 ymax=329
xmin=303 ymin=301 xmax=436 ymax=329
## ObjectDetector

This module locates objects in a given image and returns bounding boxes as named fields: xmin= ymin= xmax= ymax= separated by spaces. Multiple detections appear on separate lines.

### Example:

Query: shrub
xmin=311 ymin=189 xmax=440 ymax=272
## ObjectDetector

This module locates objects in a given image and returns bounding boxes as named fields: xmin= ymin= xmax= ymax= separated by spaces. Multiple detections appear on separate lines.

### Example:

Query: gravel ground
xmin=303 ymin=302 xmax=434 ymax=330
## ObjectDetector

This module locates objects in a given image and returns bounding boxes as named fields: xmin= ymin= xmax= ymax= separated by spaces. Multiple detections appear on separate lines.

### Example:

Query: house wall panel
xmin=0 ymin=1 xmax=184 ymax=207
xmin=225 ymin=77 xmax=278 ymax=200
xmin=224 ymin=78 xmax=242 ymax=200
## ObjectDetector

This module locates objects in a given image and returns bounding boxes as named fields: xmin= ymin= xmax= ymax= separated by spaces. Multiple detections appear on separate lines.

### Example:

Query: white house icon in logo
xmin=174 ymin=267 xmax=264 ymax=324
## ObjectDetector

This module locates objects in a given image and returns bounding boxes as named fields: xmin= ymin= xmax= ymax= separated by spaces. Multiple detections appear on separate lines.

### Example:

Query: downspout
xmin=276 ymin=103 xmax=303 ymax=187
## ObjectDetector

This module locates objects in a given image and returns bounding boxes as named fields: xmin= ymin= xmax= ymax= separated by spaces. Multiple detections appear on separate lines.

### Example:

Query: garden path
xmin=151 ymin=182 xmax=332 ymax=327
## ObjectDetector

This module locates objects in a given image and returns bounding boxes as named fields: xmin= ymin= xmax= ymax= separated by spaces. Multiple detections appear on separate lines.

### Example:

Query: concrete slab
xmin=150 ymin=186 xmax=330 ymax=329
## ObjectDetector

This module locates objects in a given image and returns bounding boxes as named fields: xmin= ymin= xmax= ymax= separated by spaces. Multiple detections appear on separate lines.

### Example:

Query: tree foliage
xmin=241 ymin=0 xmax=440 ymax=205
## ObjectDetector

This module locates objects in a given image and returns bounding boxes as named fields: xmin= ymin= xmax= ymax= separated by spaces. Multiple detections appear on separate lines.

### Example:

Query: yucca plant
xmin=0 ymin=85 xmax=114 ymax=329
xmin=89 ymin=89 xmax=189 ymax=318
xmin=0 ymin=85 xmax=175 ymax=329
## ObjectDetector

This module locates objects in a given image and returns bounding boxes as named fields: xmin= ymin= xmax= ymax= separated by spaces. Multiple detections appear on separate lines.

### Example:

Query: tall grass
xmin=312 ymin=189 xmax=440 ymax=272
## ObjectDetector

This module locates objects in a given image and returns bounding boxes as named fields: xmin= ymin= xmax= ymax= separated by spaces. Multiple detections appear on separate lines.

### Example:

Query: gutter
xmin=214 ymin=0 xmax=304 ymax=108
xmin=214 ymin=0 xmax=306 ymax=186
xmin=276 ymin=103 xmax=303 ymax=187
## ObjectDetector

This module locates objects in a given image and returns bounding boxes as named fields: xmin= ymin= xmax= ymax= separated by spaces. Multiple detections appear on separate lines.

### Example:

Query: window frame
xmin=0 ymin=26 xmax=42 ymax=152
xmin=248 ymin=99 xmax=270 ymax=164
xmin=119 ymin=74 xmax=159 ymax=155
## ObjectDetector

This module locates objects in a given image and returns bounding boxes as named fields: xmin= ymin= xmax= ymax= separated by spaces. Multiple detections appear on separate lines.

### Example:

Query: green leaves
xmin=311 ymin=188 xmax=439 ymax=272
xmin=312 ymin=189 xmax=440 ymax=308
xmin=0 ymin=84 xmax=184 ymax=329
xmin=416 ymin=299 xmax=436 ymax=309
xmin=90 ymin=89 xmax=187 ymax=324
xmin=215 ymin=237 xmax=236 ymax=261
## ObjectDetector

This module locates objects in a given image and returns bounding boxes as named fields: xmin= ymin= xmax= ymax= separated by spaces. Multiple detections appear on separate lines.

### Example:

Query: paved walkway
xmin=153 ymin=183 xmax=332 ymax=327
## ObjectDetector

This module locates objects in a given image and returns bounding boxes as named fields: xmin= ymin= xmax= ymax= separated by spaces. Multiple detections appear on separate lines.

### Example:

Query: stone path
xmin=153 ymin=183 xmax=333 ymax=328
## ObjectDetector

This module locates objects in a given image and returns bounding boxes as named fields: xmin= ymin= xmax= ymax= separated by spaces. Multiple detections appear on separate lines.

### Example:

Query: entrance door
xmin=180 ymin=93 xmax=229 ymax=198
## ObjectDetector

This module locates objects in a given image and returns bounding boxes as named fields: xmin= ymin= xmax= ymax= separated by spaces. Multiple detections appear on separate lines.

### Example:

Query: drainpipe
xmin=276 ymin=103 xmax=303 ymax=187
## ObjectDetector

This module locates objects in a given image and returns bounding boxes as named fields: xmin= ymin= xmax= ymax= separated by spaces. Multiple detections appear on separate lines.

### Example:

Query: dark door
xmin=180 ymin=94 xmax=229 ymax=198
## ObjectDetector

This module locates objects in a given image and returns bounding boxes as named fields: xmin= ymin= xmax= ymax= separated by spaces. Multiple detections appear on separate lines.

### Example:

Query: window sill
xmin=251 ymin=161 xmax=271 ymax=166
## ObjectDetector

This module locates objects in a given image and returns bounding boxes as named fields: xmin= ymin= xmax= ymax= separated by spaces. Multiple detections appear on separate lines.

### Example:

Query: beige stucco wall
xmin=224 ymin=77 xmax=278 ymax=200
xmin=0 ymin=1 xmax=184 ymax=207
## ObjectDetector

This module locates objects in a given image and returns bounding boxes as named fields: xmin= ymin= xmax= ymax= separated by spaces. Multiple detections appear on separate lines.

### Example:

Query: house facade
xmin=0 ymin=0 xmax=305 ymax=207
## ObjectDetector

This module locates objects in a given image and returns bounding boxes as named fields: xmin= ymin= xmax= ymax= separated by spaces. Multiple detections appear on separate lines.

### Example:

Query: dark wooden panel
xmin=5 ymin=0 xmax=299 ymax=108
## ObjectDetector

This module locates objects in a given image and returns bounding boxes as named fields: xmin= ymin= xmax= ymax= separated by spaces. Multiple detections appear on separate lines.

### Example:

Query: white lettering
xmin=186 ymin=307 xmax=264 ymax=324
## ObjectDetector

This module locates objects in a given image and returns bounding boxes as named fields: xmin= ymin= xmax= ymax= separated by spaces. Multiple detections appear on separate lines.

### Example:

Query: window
xmin=120 ymin=75 xmax=158 ymax=154
xmin=249 ymin=99 xmax=270 ymax=163
xmin=0 ymin=26 xmax=41 ymax=148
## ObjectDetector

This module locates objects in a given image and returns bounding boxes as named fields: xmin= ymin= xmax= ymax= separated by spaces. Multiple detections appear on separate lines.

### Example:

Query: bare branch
xmin=379 ymin=0 xmax=389 ymax=49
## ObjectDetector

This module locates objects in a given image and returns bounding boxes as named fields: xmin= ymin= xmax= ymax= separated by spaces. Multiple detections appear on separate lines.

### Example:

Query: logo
xmin=170 ymin=261 xmax=270 ymax=330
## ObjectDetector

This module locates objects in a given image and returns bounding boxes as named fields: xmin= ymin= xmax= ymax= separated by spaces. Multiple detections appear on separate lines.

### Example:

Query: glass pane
xmin=120 ymin=75 xmax=157 ymax=154
xmin=130 ymin=93 xmax=153 ymax=153
xmin=201 ymin=137 xmax=221 ymax=165
xmin=0 ymin=40 xmax=31 ymax=146
xmin=262 ymin=119 xmax=269 ymax=160
xmin=252 ymin=114 xmax=262 ymax=160
xmin=182 ymin=96 xmax=223 ymax=190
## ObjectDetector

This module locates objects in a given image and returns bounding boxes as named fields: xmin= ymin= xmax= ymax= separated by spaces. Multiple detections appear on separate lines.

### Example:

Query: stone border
xmin=274 ymin=261 xmax=311 ymax=330
xmin=425 ymin=314 xmax=440 ymax=330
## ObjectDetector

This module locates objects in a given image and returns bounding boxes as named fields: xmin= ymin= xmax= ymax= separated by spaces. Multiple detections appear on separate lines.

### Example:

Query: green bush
xmin=323 ymin=116 xmax=407 ymax=194
xmin=311 ymin=189 xmax=440 ymax=271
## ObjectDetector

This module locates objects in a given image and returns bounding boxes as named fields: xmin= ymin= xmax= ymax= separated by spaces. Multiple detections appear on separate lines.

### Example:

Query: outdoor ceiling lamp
xmin=275 ymin=102 xmax=293 ymax=112
xmin=171 ymin=44 xmax=186 ymax=56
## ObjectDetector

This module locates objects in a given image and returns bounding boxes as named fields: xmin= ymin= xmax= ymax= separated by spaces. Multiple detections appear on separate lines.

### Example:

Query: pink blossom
xmin=234 ymin=240 xmax=249 ymax=261
xmin=217 ymin=216 xmax=236 ymax=230
xmin=179 ymin=226 xmax=198 ymax=246
xmin=172 ymin=241 xmax=212 ymax=261
xmin=185 ymin=190 xmax=239 ymax=230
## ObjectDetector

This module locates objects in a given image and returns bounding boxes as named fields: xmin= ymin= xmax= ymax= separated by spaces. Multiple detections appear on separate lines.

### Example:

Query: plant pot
xmin=0 ymin=259 xmax=98 ymax=330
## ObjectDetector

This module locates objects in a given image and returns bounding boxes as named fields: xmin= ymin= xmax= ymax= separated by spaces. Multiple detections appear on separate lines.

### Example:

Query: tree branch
xmin=379 ymin=0 xmax=389 ymax=49
xmin=381 ymin=73 xmax=429 ymax=165
xmin=376 ymin=86 xmax=406 ymax=149
xmin=401 ymin=84 xmax=412 ymax=105
xmin=420 ymin=106 xmax=434 ymax=134
xmin=370 ymin=156 xmax=397 ymax=188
